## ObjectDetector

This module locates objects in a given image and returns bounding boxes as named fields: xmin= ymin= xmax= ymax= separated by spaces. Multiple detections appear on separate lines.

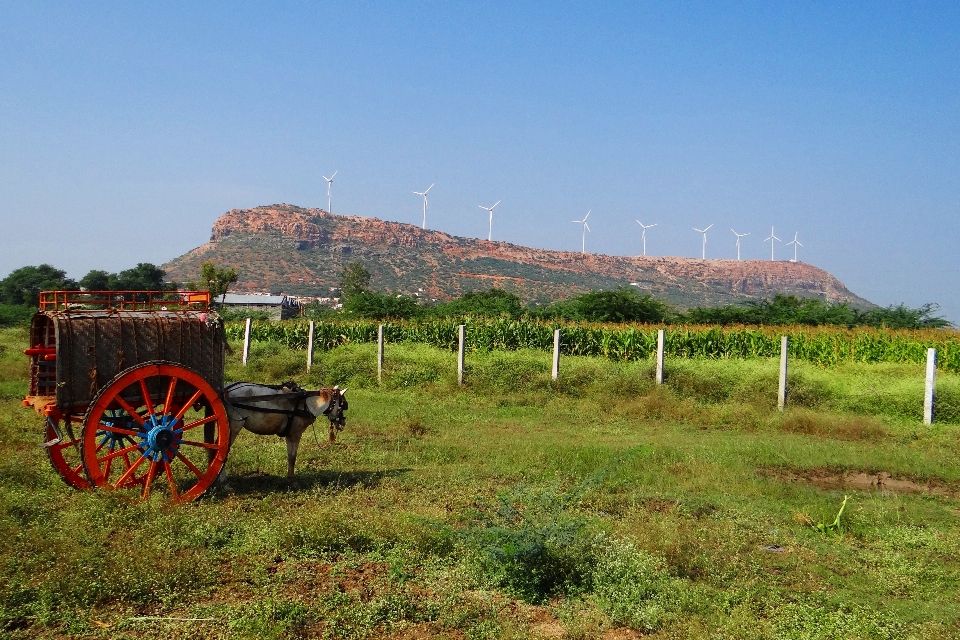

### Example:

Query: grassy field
xmin=3 ymin=326 xmax=960 ymax=638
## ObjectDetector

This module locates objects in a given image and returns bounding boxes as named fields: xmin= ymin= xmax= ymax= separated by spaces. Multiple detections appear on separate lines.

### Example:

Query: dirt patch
xmin=760 ymin=467 xmax=955 ymax=496
xmin=384 ymin=622 xmax=466 ymax=639
xmin=642 ymin=498 xmax=678 ymax=513
xmin=602 ymin=628 xmax=644 ymax=639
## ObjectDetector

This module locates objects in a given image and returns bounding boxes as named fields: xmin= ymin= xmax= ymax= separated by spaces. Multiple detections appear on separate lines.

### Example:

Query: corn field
xmin=224 ymin=318 xmax=960 ymax=371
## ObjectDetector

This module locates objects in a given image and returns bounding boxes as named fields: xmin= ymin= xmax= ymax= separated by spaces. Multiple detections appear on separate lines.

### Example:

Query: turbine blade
xmin=583 ymin=210 xmax=591 ymax=221
xmin=704 ymin=224 xmax=714 ymax=232
xmin=425 ymin=183 xmax=434 ymax=194
xmin=492 ymin=200 xmax=501 ymax=209
xmin=584 ymin=222 xmax=590 ymax=232
xmin=636 ymin=220 xmax=643 ymax=226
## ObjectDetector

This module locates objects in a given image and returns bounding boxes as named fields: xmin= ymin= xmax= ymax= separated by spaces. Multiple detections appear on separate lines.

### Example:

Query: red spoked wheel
xmin=81 ymin=362 xmax=230 ymax=503
xmin=43 ymin=412 xmax=91 ymax=489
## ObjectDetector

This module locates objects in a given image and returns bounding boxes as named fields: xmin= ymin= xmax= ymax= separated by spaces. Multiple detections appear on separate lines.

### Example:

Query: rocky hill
xmin=162 ymin=204 xmax=874 ymax=309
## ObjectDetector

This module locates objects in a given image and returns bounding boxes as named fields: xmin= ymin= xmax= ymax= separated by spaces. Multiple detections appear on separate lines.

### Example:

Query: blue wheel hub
xmin=137 ymin=414 xmax=183 ymax=462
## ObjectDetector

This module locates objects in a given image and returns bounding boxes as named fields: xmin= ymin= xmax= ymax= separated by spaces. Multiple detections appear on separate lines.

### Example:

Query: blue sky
xmin=2 ymin=2 xmax=958 ymax=318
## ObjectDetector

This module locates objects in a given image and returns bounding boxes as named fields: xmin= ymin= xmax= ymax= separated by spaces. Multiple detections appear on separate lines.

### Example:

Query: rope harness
xmin=222 ymin=381 xmax=347 ymax=438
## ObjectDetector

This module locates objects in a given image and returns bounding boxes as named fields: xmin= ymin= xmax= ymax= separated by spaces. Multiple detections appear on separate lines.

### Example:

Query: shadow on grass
xmin=217 ymin=467 xmax=412 ymax=496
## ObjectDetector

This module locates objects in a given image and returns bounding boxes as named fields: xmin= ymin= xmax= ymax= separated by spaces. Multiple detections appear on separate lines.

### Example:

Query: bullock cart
xmin=22 ymin=290 xmax=232 ymax=502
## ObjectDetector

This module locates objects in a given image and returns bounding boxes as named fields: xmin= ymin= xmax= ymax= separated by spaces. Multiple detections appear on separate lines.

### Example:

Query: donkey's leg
xmin=285 ymin=426 xmax=307 ymax=479
xmin=215 ymin=420 xmax=246 ymax=488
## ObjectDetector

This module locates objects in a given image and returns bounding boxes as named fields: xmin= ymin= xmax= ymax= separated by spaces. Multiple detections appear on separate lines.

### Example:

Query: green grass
xmin=3 ymin=329 xmax=960 ymax=638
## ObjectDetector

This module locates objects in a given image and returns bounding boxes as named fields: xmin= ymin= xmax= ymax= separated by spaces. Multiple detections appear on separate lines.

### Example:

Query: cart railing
xmin=38 ymin=290 xmax=211 ymax=312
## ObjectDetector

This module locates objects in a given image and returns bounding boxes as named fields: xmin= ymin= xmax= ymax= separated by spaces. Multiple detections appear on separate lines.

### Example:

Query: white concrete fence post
xmin=552 ymin=329 xmax=561 ymax=380
xmin=242 ymin=317 xmax=252 ymax=366
xmin=778 ymin=335 xmax=789 ymax=411
xmin=656 ymin=329 xmax=665 ymax=385
xmin=306 ymin=320 xmax=315 ymax=372
xmin=924 ymin=347 xmax=937 ymax=425
xmin=377 ymin=324 xmax=384 ymax=384
xmin=458 ymin=324 xmax=466 ymax=385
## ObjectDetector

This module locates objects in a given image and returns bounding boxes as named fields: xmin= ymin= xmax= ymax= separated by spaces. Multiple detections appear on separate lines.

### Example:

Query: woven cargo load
xmin=40 ymin=311 xmax=226 ymax=412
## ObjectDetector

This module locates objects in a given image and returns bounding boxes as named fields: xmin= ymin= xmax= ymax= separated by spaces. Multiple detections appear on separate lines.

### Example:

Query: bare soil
xmin=760 ymin=467 xmax=956 ymax=496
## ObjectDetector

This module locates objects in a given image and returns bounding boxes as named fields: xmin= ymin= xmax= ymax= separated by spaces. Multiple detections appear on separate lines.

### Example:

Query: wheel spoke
xmin=97 ymin=424 xmax=138 ymax=437
xmin=173 ymin=389 xmax=204 ymax=421
xmin=182 ymin=414 xmax=218 ymax=431
xmin=114 ymin=395 xmax=146 ymax=426
xmin=163 ymin=376 xmax=179 ymax=414
xmin=98 ymin=443 xmax=141 ymax=463
xmin=51 ymin=439 xmax=81 ymax=452
xmin=142 ymin=460 xmax=158 ymax=499
xmin=164 ymin=461 xmax=180 ymax=500
xmin=175 ymin=452 xmax=204 ymax=478
xmin=114 ymin=455 xmax=146 ymax=488
xmin=180 ymin=439 xmax=221 ymax=450
xmin=139 ymin=379 xmax=155 ymax=415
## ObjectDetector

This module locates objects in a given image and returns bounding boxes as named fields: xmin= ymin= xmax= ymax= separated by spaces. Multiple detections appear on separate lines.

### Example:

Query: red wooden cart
xmin=22 ymin=290 xmax=231 ymax=503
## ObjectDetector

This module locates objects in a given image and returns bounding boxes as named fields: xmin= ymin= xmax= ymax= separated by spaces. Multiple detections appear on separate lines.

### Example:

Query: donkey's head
xmin=305 ymin=386 xmax=349 ymax=439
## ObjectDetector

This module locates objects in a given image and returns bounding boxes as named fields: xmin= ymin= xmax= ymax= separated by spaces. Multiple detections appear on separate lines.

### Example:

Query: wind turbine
xmin=693 ymin=224 xmax=713 ymax=259
xmin=322 ymin=170 xmax=337 ymax=213
xmin=787 ymin=231 xmax=803 ymax=262
xmin=412 ymin=183 xmax=434 ymax=229
xmin=478 ymin=200 xmax=501 ymax=241
xmin=731 ymin=229 xmax=750 ymax=261
xmin=573 ymin=210 xmax=592 ymax=253
xmin=764 ymin=226 xmax=781 ymax=261
xmin=635 ymin=220 xmax=657 ymax=256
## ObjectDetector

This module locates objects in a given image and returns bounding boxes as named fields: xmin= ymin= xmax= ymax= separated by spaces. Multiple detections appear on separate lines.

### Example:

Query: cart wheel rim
xmin=81 ymin=362 xmax=230 ymax=503
xmin=44 ymin=415 xmax=91 ymax=490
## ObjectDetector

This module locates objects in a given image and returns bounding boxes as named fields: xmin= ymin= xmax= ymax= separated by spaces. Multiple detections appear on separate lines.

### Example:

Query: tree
xmin=339 ymin=261 xmax=371 ymax=299
xmin=574 ymin=288 xmax=671 ymax=323
xmin=113 ymin=263 xmax=168 ymax=290
xmin=198 ymin=262 xmax=239 ymax=303
xmin=343 ymin=291 xmax=420 ymax=320
xmin=430 ymin=289 xmax=523 ymax=318
xmin=0 ymin=265 xmax=78 ymax=306
xmin=79 ymin=270 xmax=111 ymax=291
xmin=79 ymin=264 xmax=172 ymax=291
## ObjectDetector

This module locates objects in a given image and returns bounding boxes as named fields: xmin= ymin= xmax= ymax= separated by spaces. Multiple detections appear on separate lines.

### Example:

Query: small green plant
xmin=813 ymin=495 xmax=850 ymax=536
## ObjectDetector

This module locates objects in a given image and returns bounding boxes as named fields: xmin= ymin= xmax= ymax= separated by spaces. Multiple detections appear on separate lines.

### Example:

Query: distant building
xmin=220 ymin=294 xmax=301 ymax=320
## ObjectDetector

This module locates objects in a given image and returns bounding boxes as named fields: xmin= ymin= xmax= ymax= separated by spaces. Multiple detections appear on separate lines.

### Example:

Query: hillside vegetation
xmin=161 ymin=204 xmax=874 ymax=309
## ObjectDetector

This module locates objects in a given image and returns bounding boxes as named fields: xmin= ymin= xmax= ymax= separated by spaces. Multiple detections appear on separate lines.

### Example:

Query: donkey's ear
xmin=341 ymin=388 xmax=348 ymax=395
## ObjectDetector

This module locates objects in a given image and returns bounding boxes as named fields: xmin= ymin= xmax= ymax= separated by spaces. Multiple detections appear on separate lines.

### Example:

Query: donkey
xmin=219 ymin=381 xmax=348 ymax=483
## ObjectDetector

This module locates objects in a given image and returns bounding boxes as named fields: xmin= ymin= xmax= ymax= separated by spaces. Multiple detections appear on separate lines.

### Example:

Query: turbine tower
xmin=787 ymin=231 xmax=803 ymax=262
xmin=731 ymin=229 xmax=750 ymax=261
xmin=478 ymin=200 xmax=501 ymax=241
xmin=635 ymin=220 xmax=657 ymax=256
xmin=412 ymin=183 xmax=434 ymax=229
xmin=572 ymin=210 xmax=592 ymax=253
xmin=764 ymin=226 xmax=781 ymax=261
xmin=693 ymin=224 xmax=713 ymax=259
xmin=322 ymin=170 xmax=337 ymax=214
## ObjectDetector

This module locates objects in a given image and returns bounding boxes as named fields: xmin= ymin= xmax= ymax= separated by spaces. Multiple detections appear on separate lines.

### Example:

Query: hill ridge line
xmin=162 ymin=203 xmax=873 ymax=309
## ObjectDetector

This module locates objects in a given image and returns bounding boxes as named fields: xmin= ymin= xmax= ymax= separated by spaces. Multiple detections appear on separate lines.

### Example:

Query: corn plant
xmin=224 ymin=319 xmax=960 ymax=371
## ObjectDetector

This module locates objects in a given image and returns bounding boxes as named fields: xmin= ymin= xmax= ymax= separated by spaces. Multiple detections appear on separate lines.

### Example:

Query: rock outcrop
xmin=164 ymin=204 xmax=873 ymax=309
